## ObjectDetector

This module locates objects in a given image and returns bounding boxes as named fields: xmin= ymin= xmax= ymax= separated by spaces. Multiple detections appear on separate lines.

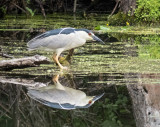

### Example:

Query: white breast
xmin=64 ymin=31 xmax=87 ymax=51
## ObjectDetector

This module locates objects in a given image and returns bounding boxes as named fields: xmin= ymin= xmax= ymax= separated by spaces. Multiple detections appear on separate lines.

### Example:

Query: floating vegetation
xmin=95 ymin=25 xmax=160 ymax=35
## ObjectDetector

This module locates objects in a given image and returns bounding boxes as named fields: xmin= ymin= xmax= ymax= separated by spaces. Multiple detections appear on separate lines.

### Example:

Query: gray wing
xmin=28 ymin=89 xmax=76 ymax=109
xmin=28 ymin=88 xmax=76 ymax=104
xmin=32 ymin=98 xmax=75 ymax=109
xmin=27 ymin=28 xmax=75 ymax=50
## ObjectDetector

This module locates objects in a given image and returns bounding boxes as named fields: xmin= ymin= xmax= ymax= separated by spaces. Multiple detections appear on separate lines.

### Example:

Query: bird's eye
xmin=88 ymin=33 xmax=92 ymax=36
xmin=88 ymin=100 xmax=92 ymax=104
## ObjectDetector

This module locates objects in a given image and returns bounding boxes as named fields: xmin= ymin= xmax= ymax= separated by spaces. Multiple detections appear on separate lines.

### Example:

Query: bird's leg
xmin=52 ymin=74 xmax=59 ymax=83
xmin=65 ymin=48 xmax=74 ymax=63
xmin=52 ymin=54 xmax=67 ymax=70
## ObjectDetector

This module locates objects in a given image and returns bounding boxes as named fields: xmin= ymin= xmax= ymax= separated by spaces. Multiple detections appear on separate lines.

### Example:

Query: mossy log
xmin=0 ymin=55 xmax=50 ymax=70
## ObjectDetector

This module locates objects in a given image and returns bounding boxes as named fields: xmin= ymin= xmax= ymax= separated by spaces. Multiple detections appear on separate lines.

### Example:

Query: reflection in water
xmin=28 ymin=75 xmax=104 ymax=110
xmin=1 ymin=24 xmax=159 ymax=126
xmin=0 ymin=73 xmax=135 ymax=126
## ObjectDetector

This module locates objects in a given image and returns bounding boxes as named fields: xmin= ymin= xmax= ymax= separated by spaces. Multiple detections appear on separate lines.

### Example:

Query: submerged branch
xmin=0 ymin=47 xmax=13 ymax=58
xmin=0 ymin=55 xmax=50 ymax=70
xmin=11 ymin=2 xmax=27 ymax=14
xmin=73 ymin=0 xmax=77 ymax=13
xmin=109 ymin=0 xmax=120 ymax=18
xmin=35 ymin=0 xmax=46 ymax=18
xmin=0 ymin=53 xmax=14 ymax=58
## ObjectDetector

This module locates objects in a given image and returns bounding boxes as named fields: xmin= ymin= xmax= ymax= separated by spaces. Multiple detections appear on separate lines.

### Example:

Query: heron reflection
xmin=28 ymin=75 xmax=104 ymax=110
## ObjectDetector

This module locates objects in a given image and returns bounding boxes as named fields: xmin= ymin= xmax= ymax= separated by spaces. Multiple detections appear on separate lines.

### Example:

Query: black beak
xmin=92 ymin=35 xmax=105 ymax=44
xmin=92 ymin=93 xmax=105 ymax=102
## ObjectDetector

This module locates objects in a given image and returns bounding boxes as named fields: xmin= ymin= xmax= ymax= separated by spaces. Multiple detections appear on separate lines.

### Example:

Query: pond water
xmin=0 ymin=14 xmax=160 ymax=127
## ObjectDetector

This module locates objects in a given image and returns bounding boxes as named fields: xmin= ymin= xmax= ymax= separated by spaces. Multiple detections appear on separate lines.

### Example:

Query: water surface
xmin=0 ymin=14 xmax=160 ymax=127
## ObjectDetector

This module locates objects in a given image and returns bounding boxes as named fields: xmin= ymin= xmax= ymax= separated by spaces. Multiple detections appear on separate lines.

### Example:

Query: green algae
xmin=1 ymin=37 xmax=160 ymax=76
xmin=95 ymin=26 xmax=160 ymax=35
xmin=1 ymin=52 xmax=160 ymax=76
xmin=1 ymin=14 xmax=160 ymax=127
xmin=0 ymin=14 xmax=107 ymax=31
xmin=0 ymin=14 xmax=160 ymax=77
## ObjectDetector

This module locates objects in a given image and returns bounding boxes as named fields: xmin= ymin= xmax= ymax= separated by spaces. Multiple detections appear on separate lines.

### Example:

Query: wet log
xmin=0 ymin=55 xmax=50 ymax=70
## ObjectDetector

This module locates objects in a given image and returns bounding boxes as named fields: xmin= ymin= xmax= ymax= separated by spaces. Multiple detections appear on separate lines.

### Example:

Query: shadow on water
xmin=0 ymin=15 xmax=160 ymax=127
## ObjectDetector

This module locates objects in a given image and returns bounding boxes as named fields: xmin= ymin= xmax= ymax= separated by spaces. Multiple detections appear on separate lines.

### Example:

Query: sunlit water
xmin=0 ymin=14 xmax=160 ymax=127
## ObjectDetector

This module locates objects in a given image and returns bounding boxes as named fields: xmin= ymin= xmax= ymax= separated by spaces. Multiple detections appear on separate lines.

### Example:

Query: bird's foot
xmin=59 ymin=56 xmax=71 ymax=65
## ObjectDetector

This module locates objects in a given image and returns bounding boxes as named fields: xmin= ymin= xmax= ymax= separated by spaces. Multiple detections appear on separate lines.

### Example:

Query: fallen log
xmin=0 ymin=55 xmax=50 ymax=70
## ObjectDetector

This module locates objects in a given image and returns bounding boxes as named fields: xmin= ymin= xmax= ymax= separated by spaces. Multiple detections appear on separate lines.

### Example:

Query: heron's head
xmin=76 ymin=93 xmax=105 ymax=108
xmin=75 ymin=29 xmax=105 ymax=44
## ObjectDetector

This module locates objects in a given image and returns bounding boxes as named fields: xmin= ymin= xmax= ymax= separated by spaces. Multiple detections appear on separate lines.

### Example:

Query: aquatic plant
xmin=26 ymin=7 xmax=36 ymax=17
xmin=135 ymin=0 xmax=160 ymax=23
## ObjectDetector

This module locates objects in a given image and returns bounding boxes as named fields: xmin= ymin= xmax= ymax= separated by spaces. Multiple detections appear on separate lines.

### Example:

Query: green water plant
xmin=107 ymin=12 xmax=135 ymax=26
xmin=26 ymin=7 xmax=36 ymax=17
xmin=134 ymin=0 xmax=160 ymax=23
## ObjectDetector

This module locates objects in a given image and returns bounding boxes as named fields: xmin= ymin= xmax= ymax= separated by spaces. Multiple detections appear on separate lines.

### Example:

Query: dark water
xmin=0 ymin=15 xmax=160 ymax=127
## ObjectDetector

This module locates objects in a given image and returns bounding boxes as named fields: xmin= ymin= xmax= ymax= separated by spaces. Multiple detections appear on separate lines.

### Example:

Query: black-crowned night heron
xmin=27 ymin=27 xmax=104 ymax=69
xmin=28 ymin=75 xmax=104 ymax=110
